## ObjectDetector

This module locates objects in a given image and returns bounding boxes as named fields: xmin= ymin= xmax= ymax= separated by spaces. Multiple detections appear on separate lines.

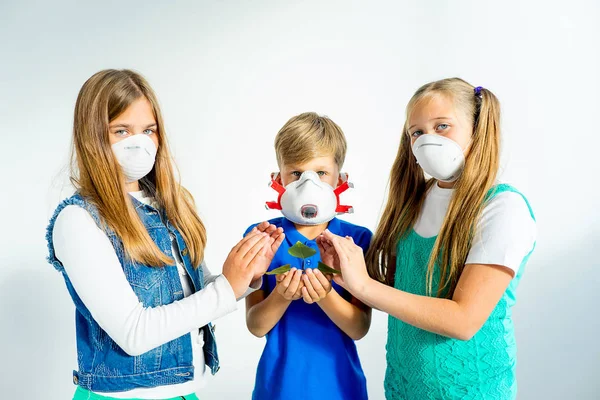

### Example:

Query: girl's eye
xmin=317 ymin=171 xmax=326 ymax=176
xmin=411 ymin=130 xmax=423 ymax=138
xmin=115 ymin=129 xmax=129 ymax=137
xmin=436 ymin=123 xmax=449 ymax=130
xmin=143 ymin=129 xmax=155 ymax=135
xmin=291 ymin=171 xmax=301 ymax=177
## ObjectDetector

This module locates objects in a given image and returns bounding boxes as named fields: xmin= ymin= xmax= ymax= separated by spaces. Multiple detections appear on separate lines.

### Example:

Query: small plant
xmin=266 ymin=241 xmax=340 ymax=275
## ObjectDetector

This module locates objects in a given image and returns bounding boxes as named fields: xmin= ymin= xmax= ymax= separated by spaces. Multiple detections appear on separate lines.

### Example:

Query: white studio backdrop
xmin=0 ymin=1 xmax=598 ymax=399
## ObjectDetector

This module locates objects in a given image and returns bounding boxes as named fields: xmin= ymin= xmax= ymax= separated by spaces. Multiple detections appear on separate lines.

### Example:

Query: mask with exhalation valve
xmin=265 ymin=170 xmax=354 ymax=225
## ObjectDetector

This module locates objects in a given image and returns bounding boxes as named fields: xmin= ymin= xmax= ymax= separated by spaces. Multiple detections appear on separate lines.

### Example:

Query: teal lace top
xmin=385 ymin=184 xmax=536 ymax=400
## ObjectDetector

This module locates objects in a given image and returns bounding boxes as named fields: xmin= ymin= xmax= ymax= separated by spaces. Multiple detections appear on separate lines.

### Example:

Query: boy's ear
xmin=338 ymin=172 xmax=349 ymax=186
xmin=271 ymin=172 xmax=282 ymax=183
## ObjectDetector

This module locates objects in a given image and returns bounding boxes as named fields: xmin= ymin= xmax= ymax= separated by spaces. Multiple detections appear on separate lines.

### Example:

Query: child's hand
xmin=275 ymin=268 xmax=304 ymax=301
xmin=316 ymin=235 xmax=340 ymax=270
xmin=222 ymin=231 xmax=272 ymax=298
xmin=321 ymin=230 xmax=371 ymax=295
xmin=247 ymin=222 xmax=285 ymax=282
xmin=301 ymin=268 xmax=332 ymax=304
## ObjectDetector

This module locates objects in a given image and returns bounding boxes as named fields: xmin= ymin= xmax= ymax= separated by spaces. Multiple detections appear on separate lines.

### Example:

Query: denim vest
xmin=46 ymin=193 xmax=220 ymax=393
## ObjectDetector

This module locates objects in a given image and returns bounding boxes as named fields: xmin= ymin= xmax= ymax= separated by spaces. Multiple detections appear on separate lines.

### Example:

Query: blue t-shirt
xmin=245 ymin=217 xmax=372 ymax=400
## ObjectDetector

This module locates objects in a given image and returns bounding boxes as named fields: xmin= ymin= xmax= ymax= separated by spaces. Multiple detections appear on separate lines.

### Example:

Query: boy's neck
xmin=295 ymin=221 xmax=330 ymax=241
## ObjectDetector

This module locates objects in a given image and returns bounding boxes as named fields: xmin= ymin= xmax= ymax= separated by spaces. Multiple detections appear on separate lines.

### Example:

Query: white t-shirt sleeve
xmin=465 ymin=191 xmax=537 ymax=276
xmin=52 ymin=205 xmax=238 ymax=356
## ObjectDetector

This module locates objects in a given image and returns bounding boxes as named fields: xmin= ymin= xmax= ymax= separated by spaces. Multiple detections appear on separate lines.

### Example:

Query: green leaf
xmin=317 ymin=261 xmax=341 ymax=275
xmin=265 ymin=264 xmax=292 ymax=275
xmin=288 ymin=241 xmax=317 ymax=259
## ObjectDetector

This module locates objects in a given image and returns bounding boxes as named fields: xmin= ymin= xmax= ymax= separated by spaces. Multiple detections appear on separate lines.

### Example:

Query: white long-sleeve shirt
xmin=52 ymin=191 xmax=257 ymax=398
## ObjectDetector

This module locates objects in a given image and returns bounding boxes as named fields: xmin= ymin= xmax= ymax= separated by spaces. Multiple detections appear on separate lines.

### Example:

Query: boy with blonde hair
xmin=245 ymin=112 xmax=372 ymax=400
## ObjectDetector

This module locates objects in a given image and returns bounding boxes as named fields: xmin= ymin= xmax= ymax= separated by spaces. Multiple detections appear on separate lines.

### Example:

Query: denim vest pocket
xmin=122 ymin=261 xmax=167 ymax=307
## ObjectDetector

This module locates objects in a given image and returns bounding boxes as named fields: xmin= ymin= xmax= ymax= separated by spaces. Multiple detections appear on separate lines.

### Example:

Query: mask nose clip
xmin=297 ymin=170 xmax=321 ymax=184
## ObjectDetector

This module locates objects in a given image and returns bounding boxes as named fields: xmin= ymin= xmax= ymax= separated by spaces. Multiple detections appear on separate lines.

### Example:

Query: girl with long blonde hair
xmin=46 ymin=69 xmax=284 ymax=400
xmin=318 ymin=78 xmax=536 ymax=399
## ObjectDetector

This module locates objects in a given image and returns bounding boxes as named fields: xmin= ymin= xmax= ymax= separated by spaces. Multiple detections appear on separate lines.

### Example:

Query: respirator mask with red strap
xmin=265 ymin=170 xmax=354 ymax=225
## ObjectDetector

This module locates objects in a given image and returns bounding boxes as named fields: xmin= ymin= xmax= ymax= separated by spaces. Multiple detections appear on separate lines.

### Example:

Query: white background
xmin=1 ymin=1 xmax=598 ymax=399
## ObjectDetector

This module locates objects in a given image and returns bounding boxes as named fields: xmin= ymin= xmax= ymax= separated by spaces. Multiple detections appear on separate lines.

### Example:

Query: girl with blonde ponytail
xmin=318 ymin=78 xmax=536 ymax=399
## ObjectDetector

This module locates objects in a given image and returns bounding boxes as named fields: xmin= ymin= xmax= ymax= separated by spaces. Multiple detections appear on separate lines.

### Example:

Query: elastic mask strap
xmin=334 ymin=173 xmax=354 ymax=214
xmin=265 ymin=172 xmax=285 ymax=210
